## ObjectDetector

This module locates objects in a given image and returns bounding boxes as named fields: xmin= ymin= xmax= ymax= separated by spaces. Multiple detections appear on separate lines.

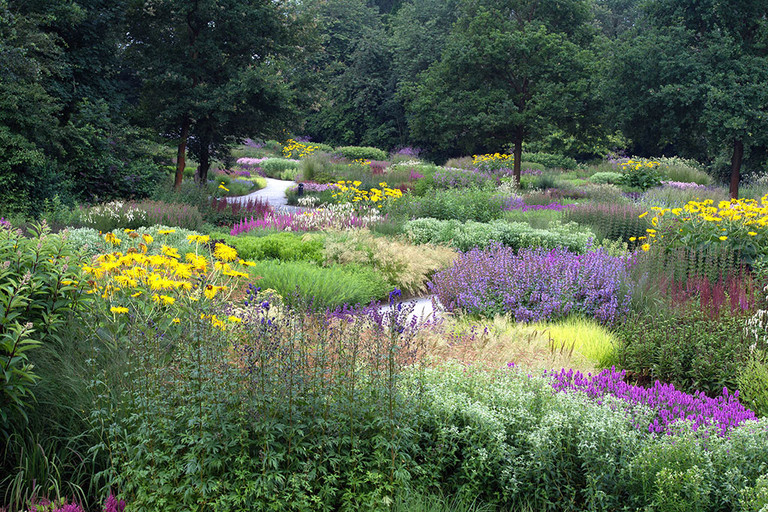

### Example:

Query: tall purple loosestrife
xmin=549 ymin=367 xmax=756 ymax=436
xmin=429 ymin=244 xmax=631 ymax=323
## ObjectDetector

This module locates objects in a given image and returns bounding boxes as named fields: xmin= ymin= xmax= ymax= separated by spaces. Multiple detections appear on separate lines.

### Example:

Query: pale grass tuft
xmin=321 ymin=230 xmax=457 ymax=296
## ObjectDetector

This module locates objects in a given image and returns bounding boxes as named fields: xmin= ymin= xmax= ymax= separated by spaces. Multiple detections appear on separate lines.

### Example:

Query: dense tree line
xmin=1 ymin=0 xmax=766 ymax=214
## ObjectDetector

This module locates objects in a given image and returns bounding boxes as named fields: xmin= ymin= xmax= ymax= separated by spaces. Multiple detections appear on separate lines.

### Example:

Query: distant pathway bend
xmin=227 ymin=177 xmax=301 ymax=212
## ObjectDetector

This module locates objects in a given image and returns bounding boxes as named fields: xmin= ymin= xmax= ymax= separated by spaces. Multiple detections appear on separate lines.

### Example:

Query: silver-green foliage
xmin=404 ymin=218 xmax=595 ymax=253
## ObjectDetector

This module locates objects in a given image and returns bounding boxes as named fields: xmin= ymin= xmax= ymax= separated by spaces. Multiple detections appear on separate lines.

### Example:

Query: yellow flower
xmin=646 ymin=229 xmax=656 ymax=234
xmin=152 ymin=294 xmax=176 ymax=306
xmin=641 ymin=244 xmax=650 ymax=252
xmin=187 ymin=234 xmax=211 ymax=244
xmin=213 ymin=243 xmax=238 ymax=262
xmin=161 ymin=245 xmax=181 ymax=259
xmin=104 ymin=233 xmax=122 ymax=246
xmin=239 ymin=259 xmax=257 ymax=267
xmin=158 ymin=229 xmax=175 ymax=235
xmin=110 ymin=306 xmax=129 ymax=314
xmin=228 ymin=316 xmax=243 ymax=323
xmin=172 ymin=318 xmax=181 ymax=324
xmin=219 ymin=183 xmax=230 ymax=192
xmin=61 ymin=280 xmax=78 ymax=286
xmin=629 ymin=237 xmax=637 ymax=242
xmin=638 ymin=212 xmax=648 ymax=218
xmin=131 ymin=291 xmax=143 ymax=298
xmin=719 ymin=236 xmax=728 ymax=241
xmin=748 ymin=232 xmax=758 ymax=236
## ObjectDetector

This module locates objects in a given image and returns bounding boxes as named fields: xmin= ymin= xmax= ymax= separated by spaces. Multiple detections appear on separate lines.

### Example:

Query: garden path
xmin=227 ymin=177 xmax=300 ymax=212
xmin=379 ymin=296 xmax=443 ymax=323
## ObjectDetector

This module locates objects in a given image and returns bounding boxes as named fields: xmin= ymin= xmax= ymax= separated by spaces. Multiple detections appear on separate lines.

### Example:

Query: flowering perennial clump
xmin=638 ymin=194 xmax=768 ymax=261
xmin=429 ymin=244 xmax=631 ymax=323
xmin=282 ymin=139 xmax=325 ymax=159
xmin=550 ymin=367 xmax=756 ymax=436
xmin=504 ymin=196 xmax=573 ymax=212
xmin=331 ymin=180 xmax=403 ymax=209
xmin=433 ymin=167 xmax=498 ymax=189
xmin=231 ymin=203 xmax=383 ymax=235
xmin=79 ymin=230 xmax=253 ymax=331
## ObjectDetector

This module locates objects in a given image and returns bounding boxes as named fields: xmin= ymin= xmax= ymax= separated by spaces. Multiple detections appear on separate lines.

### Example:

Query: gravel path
xmin=227 ymin=177 xmax=300 ymax=212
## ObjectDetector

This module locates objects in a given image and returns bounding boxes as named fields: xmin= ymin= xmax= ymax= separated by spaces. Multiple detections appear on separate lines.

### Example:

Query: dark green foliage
xmin=127 ymin=0 xmax=302 ymax=184
xmin=227 ymin=232 xmax=325 ymax=264
xmin=336 ymin=145 xmax=388 ymax=161
xmin=614 ymin=310 xmax=753 ymax=397
xmin=95 ymin=306 xmax=422 ymax=510
xmin=618 ymin=165 xmax=663 ymax=190
xmin=260 ymin=158 xmax=301 ymax=178
xmin=737 ymin=349 xmax=768 ymax=417
xmin=0 ymin=224 xmax=88 ymax=430
xmin=394 ymin=188 xmax=505 ymax=223
xmin=520 ymin=151 xmax=578 ymax=170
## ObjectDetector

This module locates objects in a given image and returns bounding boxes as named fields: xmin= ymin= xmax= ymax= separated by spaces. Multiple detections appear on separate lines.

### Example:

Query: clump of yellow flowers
xmin=634 ymin=194 xmax=768 ymax=263
xmin=78 ymin=230 xmax=255 ymax=334
xmin=472 ymin=153 xmax=513 ymax=169
xmin=331 ymin=180 xmax=403 ymax=209
xmin=619 ymin=159 xmax=661 ymax=171
xmin=282 ymin=139 xmax=324 ymax=159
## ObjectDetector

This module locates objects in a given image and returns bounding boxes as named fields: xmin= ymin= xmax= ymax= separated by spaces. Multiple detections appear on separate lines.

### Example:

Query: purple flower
xmin=549 ymin=367 xmax=757 ymax=436
xmin=429 ymin=244 xmax=631 ymax=324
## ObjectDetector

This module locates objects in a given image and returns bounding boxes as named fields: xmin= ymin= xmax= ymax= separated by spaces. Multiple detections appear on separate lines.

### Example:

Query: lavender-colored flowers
xmin=549 ymin=367 xmax=756 ymax=436
xmin=504 ymin=196 xmax=573 ymax=212
xmin=393 ymin=146 xmax=421 ymax=157
xmin=231 ymin=204 xmax=382 ymax=235
xmin=0 ymin=217 xmax=9 ymax=228
xmin=429 ymin=244 xmax=631 ymax=323
xmin=433 ymin=167 xmax=499 ymax=189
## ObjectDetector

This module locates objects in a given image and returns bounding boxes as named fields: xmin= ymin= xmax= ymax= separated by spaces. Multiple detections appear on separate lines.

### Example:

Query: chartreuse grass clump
xmin=78 ymin=230 xmax=254 ymax=335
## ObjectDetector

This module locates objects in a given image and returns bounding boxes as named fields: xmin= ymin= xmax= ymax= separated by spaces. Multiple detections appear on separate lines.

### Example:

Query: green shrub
xmin=589 ymin=172 xmax=623 ymax=184
xmin=657 ymin=156 xmax=713 ymax=185
xmin=260 ymin=158 xmax=300 ymax=178
xmin=251 ymin=260 xmax=390 ymax=309
xmin=737 ymin=349 xmax=768 ymax=417
xmin=618 ymin=165 xmax=663 ymax=190
xmin=299 ymin=153 xmax=338 ymax=183
xmin=394 ymin=189 xmax=505 ymax=223
xmin=404 ymin=218 xmax=594 ymax=253
xmin=65 ymin=225 xmax=206 ymax=257
xmin=521 ymin=151 xmax=578 ymax=170
xmin=336 ymin=145 xmax=388 ymax=161
xmin=614 ymin=310 xmax=753 ymax=397
xmin=226 ymin=232 xmax=325 ymax=264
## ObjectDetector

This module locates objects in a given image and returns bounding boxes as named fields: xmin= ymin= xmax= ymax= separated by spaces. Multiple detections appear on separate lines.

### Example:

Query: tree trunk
xmin=196 ymin=144 xmax=210 ymax=185
xmin=729 ymin=139 xmax=743 ymax=200
xmin=175 ymin=117 xmax=190 ymax=190
xmin=513 ymin=128 xmax=523 ymax=188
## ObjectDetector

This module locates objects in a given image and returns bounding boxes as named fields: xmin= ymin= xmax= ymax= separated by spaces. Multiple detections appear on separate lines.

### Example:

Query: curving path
xmin=227 ymin=177 xmax=301 ymax=212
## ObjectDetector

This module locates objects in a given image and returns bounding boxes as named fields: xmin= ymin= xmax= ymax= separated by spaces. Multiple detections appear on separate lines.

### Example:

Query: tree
xmin=606 ymin=0 xmax=768 ymax=198
xmin=300 ymin=0 xmax=402 ymax=148
xmin=126 ymin=0 xmax=302 ymax=187
xmin=406 ymin=0 xmax=597 ymax=182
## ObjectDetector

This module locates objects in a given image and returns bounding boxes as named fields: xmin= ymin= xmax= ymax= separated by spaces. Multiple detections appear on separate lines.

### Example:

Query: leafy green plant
xmin=618 ymin=164 xmax=663 ymax=190
xmin=336 ymin=145 xmax=388 ymax=161
xmin=736 ymin=349 xmax=768 ymax=417
xmin=394 ymin=189 xmax=505 ymax=223
xmin=588 ymin=171 xmax=622 ymax=184
xmin=260 ymin=158 xmax=300 ymax=178
xmin=404 ymin=218 xmax=595 ymax=253
xmin=0 ymin=223 xmax=88 ymax=429
xmin=226 ymin=232 xmax=325 ymax=264
xmin=520 ymin=151 xmax=577 ymax=170
xmin=251 ymin=260 xmax=391 ymax=308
